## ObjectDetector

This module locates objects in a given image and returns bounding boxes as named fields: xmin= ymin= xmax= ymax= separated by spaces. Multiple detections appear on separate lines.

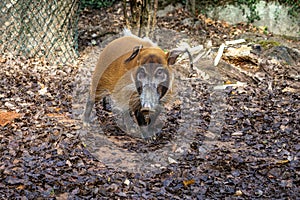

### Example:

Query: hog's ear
xmin=167 ymin=50 xmax=183 ymax=65
xmin=125 ymin=45 xmax=143 ymax=63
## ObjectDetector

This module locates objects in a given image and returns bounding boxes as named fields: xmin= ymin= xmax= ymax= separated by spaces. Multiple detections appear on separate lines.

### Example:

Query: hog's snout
xmin=140 ymin=84 xmax=159 ymax=114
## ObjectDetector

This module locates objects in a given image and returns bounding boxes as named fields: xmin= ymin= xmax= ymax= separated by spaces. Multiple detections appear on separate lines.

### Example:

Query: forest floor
xmin=1 ymin=2 xmax=300 ymax=199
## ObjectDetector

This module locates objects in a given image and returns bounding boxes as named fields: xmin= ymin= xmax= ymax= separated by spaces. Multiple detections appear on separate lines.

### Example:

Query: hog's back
xmin=90 ymin=36 xmax=156 ymax=100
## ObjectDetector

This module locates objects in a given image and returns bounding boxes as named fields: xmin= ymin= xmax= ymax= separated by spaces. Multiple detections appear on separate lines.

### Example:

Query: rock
xmin=157 ymin=5 xmax=175 ymax=17
xmin=182 ymin=18 xmax=193 ymax=27
xmin=263 ymin=46 xmax=300 ymax=66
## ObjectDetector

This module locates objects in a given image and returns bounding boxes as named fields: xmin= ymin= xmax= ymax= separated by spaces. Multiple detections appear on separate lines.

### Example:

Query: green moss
xmin=257 ymin=40 xmax=280 ymax=49
xmin=281 ymin=34 xmax=300 ymax=41
xmin=81 ymin=0 xmax=115 ymax=9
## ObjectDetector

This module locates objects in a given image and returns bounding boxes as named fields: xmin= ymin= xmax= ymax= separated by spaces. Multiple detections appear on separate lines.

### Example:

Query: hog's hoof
xmin=82 ymin=116 xmax=91 ymax=127
xmin=140 ymin=125 xmax=161 ymax=142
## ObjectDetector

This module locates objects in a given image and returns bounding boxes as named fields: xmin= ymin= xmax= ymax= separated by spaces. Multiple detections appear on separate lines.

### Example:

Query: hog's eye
xmin=155 ymin=68 xmax=167 ymax=80
xmin=156 ymin=69 xmax=163 ymax=76
xmin=137 ymin=68 xmax=146 ymax=81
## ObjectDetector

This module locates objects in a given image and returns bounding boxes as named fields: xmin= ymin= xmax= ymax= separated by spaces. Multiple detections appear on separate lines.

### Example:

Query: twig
xmin=150 ymin=0 xmax=158 ymax=38
xmin=225 ymin=39 xmax=246 ymax=45
xmin=214 ymin=43 xmax=225 ymax=66
xmin=146 ymin=0 xmax=153 ymax=37
xmin=123 ymin=0 xmax=130 ymax=29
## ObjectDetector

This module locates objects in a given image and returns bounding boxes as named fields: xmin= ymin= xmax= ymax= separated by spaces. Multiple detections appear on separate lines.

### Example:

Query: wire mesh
xmin=0 ymin=0 xmax=80 ymax=64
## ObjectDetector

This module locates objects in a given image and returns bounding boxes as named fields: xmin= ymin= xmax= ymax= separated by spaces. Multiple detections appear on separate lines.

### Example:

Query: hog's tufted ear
xmin=124 ymin=45 xmax=143 ymax=63
xmin=167 ymin=49 xmax=194 ymax=72
xmin=166 ymin=50 xmax=183 ymax=65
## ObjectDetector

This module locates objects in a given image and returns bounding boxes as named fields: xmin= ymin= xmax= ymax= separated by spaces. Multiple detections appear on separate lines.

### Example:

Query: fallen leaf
xmin=276 ymin=160 xmax=289 ymax=165
xmin=282 ymin=87 xmax=297 ymax=93
xmin=38 ymin=87 xmax=48 ymax=95
xmin=46 ymin=113 xmax=76 ymax=124
xmin=231 ymin=131 xmax=244 ymax=136
xmin=183 ymin=179 xmax=195 ymax=187
xmin=168 ymin=157 xmax=178 ymax=164
xmin=124 ymin=178 xmax=130 ymax=186
xmin=0 ymin=56 xmax=6 ymax=63
xmin=17 ymin=184 xmax=25 ymax=190
xmin=56 ymin=192 xmax=69 ymax=200
xmin=235 ymin=190 xmax=243 ymax=196
xmin=0 ymin=111 xmax=22 ymax=127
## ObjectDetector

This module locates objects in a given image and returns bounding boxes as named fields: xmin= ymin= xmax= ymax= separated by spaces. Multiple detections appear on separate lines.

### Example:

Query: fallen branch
xmin=225 ymin=39 xmax=246 ymax=46
xmin=214 ymin=43 xmax=225 ymax=66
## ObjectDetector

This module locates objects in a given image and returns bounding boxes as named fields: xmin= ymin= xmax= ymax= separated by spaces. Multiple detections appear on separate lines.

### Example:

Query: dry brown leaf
xmin=183 ymin=179 xmax=195 ymax=187
xmin=0 ymin=56 xmax=6 ymax=63
xmin=46 ymin=113 xmax=76 ymax=124
xmin=16 ymin=184 xmax=25 ymax=190
xmin=276 ymin=160 xmax=289 ymax=165
xmin=205 ymin=18 xmax=214 ymax=25
xmin=0 ymin=111 xmax=22 ymax=127
xmin=56 ymin=192 xmax=69 ymax=200
xmin=235 ymin=190 xmax=243 ymax=196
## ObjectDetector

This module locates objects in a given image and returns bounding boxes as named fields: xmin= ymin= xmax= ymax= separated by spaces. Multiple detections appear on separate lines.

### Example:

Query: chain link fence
xmin=0 ymin=0 xmax=80 ymax=64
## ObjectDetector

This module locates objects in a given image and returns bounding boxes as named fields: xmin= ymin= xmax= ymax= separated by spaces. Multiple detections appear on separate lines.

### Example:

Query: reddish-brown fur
xmin=83 ymin=34 xmax=180 ymax=139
